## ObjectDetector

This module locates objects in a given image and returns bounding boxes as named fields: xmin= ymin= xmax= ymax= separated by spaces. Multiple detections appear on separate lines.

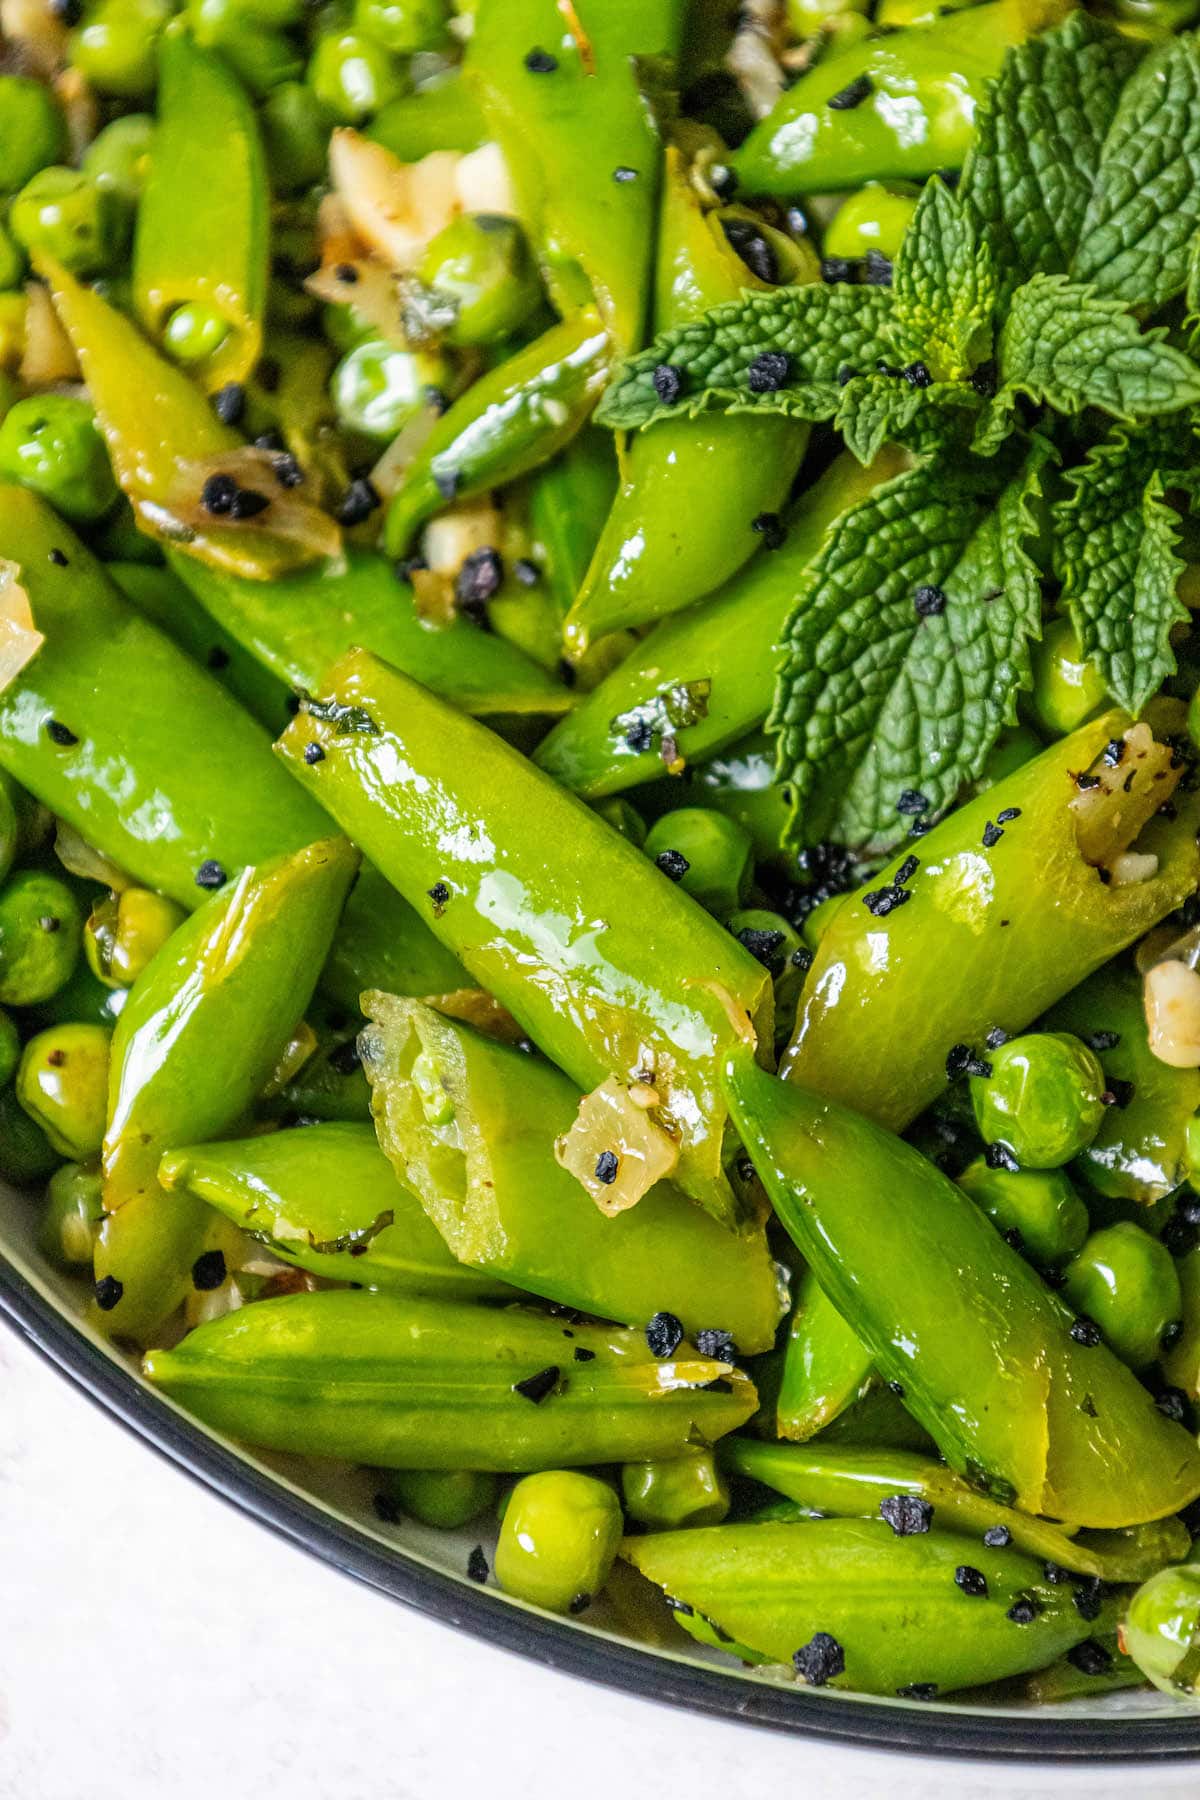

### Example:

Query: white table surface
xmin=3 ymin=1325 xmax=1199 ymax=1800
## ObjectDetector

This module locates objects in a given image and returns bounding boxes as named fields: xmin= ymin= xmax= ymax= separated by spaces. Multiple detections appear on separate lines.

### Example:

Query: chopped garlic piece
xmin=0 ymin=559 xmax=44 ymax=695
xmin=1145 ymin=959 xmax=1200 ymax=1068
xmin=1109 ymin=851 xmax=1159 ymax=887
xmin=556 ymin=1076 xmax=679 ymax=1215
xmin=329 ymin=130 xmax=464 ymax=273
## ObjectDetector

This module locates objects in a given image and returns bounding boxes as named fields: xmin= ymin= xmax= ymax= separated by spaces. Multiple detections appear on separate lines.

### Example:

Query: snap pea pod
xmin=1044 ymin=964 xmax=1200 ymax=1204
xmin=103 ymin=837 xmax=358 ymax=1215
xmin=277 ymin=651 xmax=774 ymax=1226
xmin=91 ymin=1186 xmax=213 ymax=1345
xmin=721 ymin=1440 xmax=1191 ymax=1582
xmin=757 ymin=1263 xmax=875 ymax=1442
xmin=526 ymin=429 xmax=618 ymax=634
xmin=731 ymin=0 xmax=1067 ymax=196
xmin=562 ymin=147 xmax=814 ymax=651
xmin=317 ymin=862 xmax=469 ymax=1019
xmin=625 ymin=1519 xmax=1109 ymax=1696
xmin=257 ymin=1032 xmax=371 ymax=1122
xmin=466 ymin=0 xmax=682 ymax=352
xmin=534 ymin=447 xmax=909 ymax=798
xmin=170 ymin=547 xmax=572 ymax=718
xmin=367 ymin=78 xmax=486 ymax=162
xmin=360 ymin=993 xmax=787 ymax=1350
xmin=158 ymin=1122 xmax=513 ymax=1298
xmin=723 ymin=1052 xmax=1200 ymax=1528
xmin=384 ymin=309 xmax=612 ymax=557
xmin=989 ymin=1638 xmax=1142 ymax=1706
xmin=142 ymin=1291 xmax=758 ymax=1469
xmin=784 ymin=715 xmax=1200 ymax=1132
xmin=0 ymin=487 xmax=328 ymax=908
xmin=132 ymin=33 xmax=267 ymax=390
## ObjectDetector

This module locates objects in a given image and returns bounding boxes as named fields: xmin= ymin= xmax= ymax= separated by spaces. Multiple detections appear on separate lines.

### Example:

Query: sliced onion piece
xmin=555 ymin=1074 xmax=680 ymax=1215
xmin=0 ymin=558 xmax=44 ymax=694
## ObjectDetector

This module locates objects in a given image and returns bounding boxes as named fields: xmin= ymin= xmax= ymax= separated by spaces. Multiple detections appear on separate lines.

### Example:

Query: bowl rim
xmin=4 ymin=1248 xmax=1200 ymax=1765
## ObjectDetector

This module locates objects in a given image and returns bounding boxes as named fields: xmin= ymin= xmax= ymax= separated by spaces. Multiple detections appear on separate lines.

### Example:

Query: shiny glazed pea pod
xmin=132 ymin=33 xmax=268 ymax=390
xmin=1044 ymin=963 xmax=1200 ymax=1204
xmin=103 ymin=837 xmax=358 ymax=1214
xmin=169 ymin=548 xmax=572 ymax=719
xmin=720 ymin=1440 xmax=1192 ymax=1582
xmin=626 ymin=1520 xmax=1107 ymax=1696
xmin=317 ymin=862 xmax=469 ymax=1019
xmin=158 ymin=1122 xmax=512 ymax=1298
xmin=367 ymin=78 xmax=485 ymax=162
xmin=360 ymin=994 xmax=786 ymax=1350
xmin=783 ymin=715 xmax=1200 ymax=1132
xmin=0 ymin=490 xmax=328 ymax=908
xmin=723 ymin=1053 xmax=1200 ymax=1528
xmin=622 ymin=1450 xmax=730 ymax=1529
xmin=534 ymin=447 xmax=910 ymax=798
xmin=143 ymin=1291 xmax=758 ymax=1469
xmin=277 ymin=653 xmax=773 ymax=1227
xmin=766 ymin=1262 xmax=875 ymax=1442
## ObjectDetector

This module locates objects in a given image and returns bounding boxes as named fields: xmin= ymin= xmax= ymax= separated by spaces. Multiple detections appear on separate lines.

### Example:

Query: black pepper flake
xmin=792 ymin=1632 xmax=844 ymax=1687
xmin=985 ymin=1026 xmax=1009 ymax=1050
xmin=1075 ymin=772 xmax=1101 ymax=792
xmin=94 ymin=1274 xmax=123 ymax=1311
xmin=896 ymin=1683 xmax=938 ymax=1701
xmin=1006 ymin=1596 xmax=1040 ymax=1625
xmin=821 ymin=256 xmax=857 ymax=284
xmin=1163 ymin=1216 xmax=1200 ymax=1258
xmin=46 ymin=719 xmax=78 ymax=746
xmin=828 ymin=72 xmax=873 ymax=109
xmin=894 ymin=855 xmax=919 ymax=887
xmin=455 ymin=546 xmax=504 ymax=612
xmin=191 ymin=1249 xmax=227 ymax=1291
xmin=1073 ymin=1579 xmax=1105 ymax=1622
xmin=696 ymin=1328 xmax=737 ymax=1362
xmin=863 ymin=250 xmax=893 ymax=286
xmin=372 ymin=1490 xmax=402 ymax=1523
xmin=886 ymin=1380 xmax=905 ymax=1397
xmin=625 ymin=717 xmax=654 ymax=754
xmin=195 ymin=860 xmax=227 ymax=890
xmin=1162 ymin=1318 xmax=1185 ymax=1352
xmin=1070 ymin=1316 xmax=1102 ymax=1347
xmin=652 ymin=363 xmax=684 ymax=405
xmin=752 ymin=510 xmax=787 ymax=550
xmin=655 ymin=848 xmax=689 ymax=882
xmin=273 ymin=452 xmax=304 ymax=489
xmin=213 ymin=382 xmax=246 ymax=425
xmin=594 ymin=1149 xmax=619 ymax=1185
xmin=1102 ymin=738 xmax=1125 ymax=767
xmin=230 ymin=487 xmax=269 ymax=520
xmin=467 ymin=1544 xmax=489 ymax=1582
xmin=985 ymin=1141 xmax=1020 ymax=1173
xmin=328 ymin=1038 xmax=362 ymax=1076
xmin=200 ymin=472 xmax=238 ymax=515
xmin=1157 ymin=1386 xmax=1189 ymax=1424
xmin=1066 ymin=1640 xmax=1113 ymax=1678
xmin=646 ymin=1310 xmax=684 ymax=1358
xmin=524 ymin=45 xmax=557 ymax=71
xmin=903 ymin=362 xmax=932 ymax=389
xmin=568 ymin=1591 xmax=592 ymax=1614
xmin=513 ymin=1365 xmax=560 ymax=1403
xmin=897 ymin=789 xmax=929 ymax=816
xmin=737 ymin=926 xmax=786 ymax=973
xmin=394 ymin=554 xmax=428 ymax=585
xmin=954 ymin=1565 xmax=988 ymax=1598
xmin=982 ymin=1525 xmax=1012 ymax=1549
xmin=792 ymin=946 xmax=814 ymax=973
xmin=303 ymin=742 xmax=326 ymax=766
xmin=514 ymin=557 xmax=540 ymax=587
xmin=982 ymin=821 xmax=1003 ymax=849
xmin=862 ymin=883 xmax=911 ymax=917
xmin=747 ymin=350 xmax=791 ymax=394
xmin=722 ymin=219 xmax=782 ymax=285
xmin=1086 ymin=1030 xmax=1119 ymax=1052
xmin=996 ymin=807 xmax=1022 ymax=824
xmin=573 ymin=1345 xmax=596 ymax=1362
xmin=337 ymin=477 xmax=380 ymax=527
xmin=665 ymin=1595 xmax=693 ymax=1616
xmin=613 ymin=165 xmax=638 ymax=183
xmin=1102 ymin=1078 xmax=1134 ymax=1109
xmin=38 ymin=915 xmax=60 ymax=934
xmin=1044 ymin=1560 xmax=1073 ymax=1584
xmin=427 ymin=881 xmax=450 ymax=915
xmin=946 ymin=1043 xmax=973 ymax=1078
xmin=1177 ymin=1195 xmax=1200 ymax=1226
xmin=48 ymin=547 xmax=68 ymax=567
xmin=914 ymin=583 xmax=947 ymax=618
xmin=879 ymin=1494 xmax=933 ymax=1536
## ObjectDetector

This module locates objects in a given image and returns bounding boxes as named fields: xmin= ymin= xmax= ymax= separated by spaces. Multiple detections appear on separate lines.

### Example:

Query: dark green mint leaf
xmin=1054 ymin=422 xmax=1192 ymax=713
xmin=1073 ymin=32 xmax=1200 ymax=308
xmin=960 ymin=15 xmax=1143 ymax=308
xmin=999 ymin=274 xmax=1200 ymax=420
xmin=596 ymin=284 xmax=894 ymax=429
xmin=890 ymin=177 xmax=995 ymax=379
xmin=835 ymin=374 xmax=978 ymax=466
xmin=770 ymin=443 xmax=1049 ymax=853
xmin=971 ymin=389 xmax=1020 ymax=456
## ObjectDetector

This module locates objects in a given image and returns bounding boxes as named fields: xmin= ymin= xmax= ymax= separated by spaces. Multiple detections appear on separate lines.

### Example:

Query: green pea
xmin=39 ymin=1160 xmax=104 ymax=1267
xmin=69 ymin=0 xmax=172 ymax=97
xmin=0 ymin=219 xmax=26 ymax=293
xmin=331 ymin=336 xmax=446 ymax=439
xmin=308 ymin=31 xmax=406 ymax=124
xmin=956 ymin=1156 xmax=1089 ymax=1267
xmin=0 ymin=77 xmax=68 ymax=197
xmin=9 ymin=166 xmax=125 ymax=276
xmin=24 ymin=954 xmax=127 ymax=1030
xmin=1063 ymin=1222 xmax=1184 ymax=1370
xmin=494 ymin=1471 xmax=623 ymax=1615
xmin=261 ymin=83 xmax=332 ymax=194
xmin=824 ymin=182 xmax=919 ymax=263
xmin=85 ymin=887 xmax=186 ymax=989
xmin=415 ymin=214 xmax=543 ymax=348
xmin=16 ymin=1022 xmax=111 ymax=1161
xmin=593 ymin=797 xmax=647 ymax=847
xmin=1027 ymin=616 xmax=1108 ymax=738
xmin=353 ymin=0 xmax=450 ymax=51
xmin=0 ymin=872 xmax=83 ymax=1007
xmin=379 ymin=1468 xmax=499 ymax=1529
xmin=643 ymin=808 xmax=753 ymax=918
xmin=621 ymin=1451 xmax=730 ymax=1529
xmin=970 ymin=1031 xmax=1107 ymax=1169
xmin=82 ymin=114 xmax=156 ymax=206
xmin=801 ymin=888 xmax=849 ymax=952
xmin=727 ymin=906 xmax=807 ymax=1050
xmin=0 ymin=394 xmax=118 ymax=524
xmin=0 ymin=1083 xmax=58 ymax=1185
xmin=161 ymin=302 xmax=231 ymax=366
xmin=1124 ymin=1563 xmax=1200 ymax=1697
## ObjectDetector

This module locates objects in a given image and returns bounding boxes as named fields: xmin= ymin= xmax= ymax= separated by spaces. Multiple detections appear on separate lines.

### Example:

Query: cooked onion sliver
xmin=0 ymin=558 xmax=44 ymax=694
xmin=162 ymin=447 xmax=342 ymax=563
xmin=556 ymin=1075 xmax=680 ymax=1215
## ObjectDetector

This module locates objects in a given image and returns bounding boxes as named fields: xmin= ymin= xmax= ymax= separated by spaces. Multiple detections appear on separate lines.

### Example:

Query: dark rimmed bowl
xmin=3 ymin=1188 xmax=1199 ymax=1765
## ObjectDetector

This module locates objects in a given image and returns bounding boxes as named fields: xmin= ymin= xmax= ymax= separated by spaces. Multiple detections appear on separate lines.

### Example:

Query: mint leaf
xmin=1055 ymin=423 xmax=1192 ymax=713
xmin=770 ymin=445 xmax=1048 ymax=853
xmin=596 ymin=284 xmax=893 ymax=429
xmin=835 ymin=374 xmax=977 ymax=466
xmin=999 ymin=274 xmax=1200 ymax=420
xmin=890 ymin=178 xmax=995 ymax=380
xmin=1073 ymin=33 xmax=1200 ymax=308
xmin=960 ymin=15 xmax=1142 ymax=308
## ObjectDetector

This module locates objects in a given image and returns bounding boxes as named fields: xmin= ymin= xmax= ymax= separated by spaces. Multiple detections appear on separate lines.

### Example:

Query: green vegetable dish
xmin=15 ymin=0 xmax=1200 ymax=1720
